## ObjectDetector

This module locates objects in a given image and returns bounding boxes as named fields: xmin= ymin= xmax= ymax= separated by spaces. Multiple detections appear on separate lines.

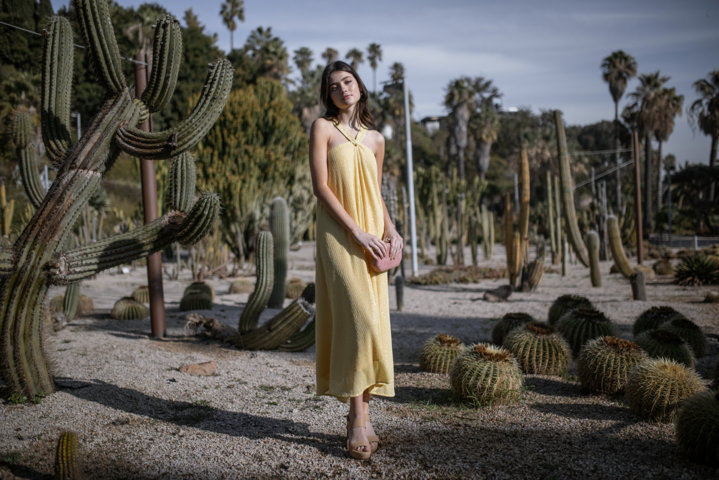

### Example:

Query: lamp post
xmin=663 ymin=155 xmax=676 ymax=245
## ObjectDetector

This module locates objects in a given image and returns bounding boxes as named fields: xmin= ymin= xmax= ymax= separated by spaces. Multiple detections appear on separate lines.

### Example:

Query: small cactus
xmin=625 ymin=358 xmax=707 ymax=422
xmin=577 ymin=336 xmax=647 ymax=395
xmin=284 ymin=277 xmax=307 ymax=300
xmin=635 ymin=329 xmax=695 ymax=368
xmin=586 ymin=230 xmax=601 ymax=287
xmin=606 ymin=215 xmax=633 ymax=278
xmin=556 ymin=307 xmax=616 ymax=357
xmin=503 ymin=321 xmax=572 ymax=376
xmin=652 ymin=259 xmax=674 ymax=276
xmin=228 ymin=278 xmax=254 ymax=294
xmin=239 ymin=231 xmax=273 ymax=333
xmin=110 ymin=297 xmax=148 ymax=320
xmin=633 ymin=306 xmax=687 ymax=337
xmin=547 ymin=294 xmax=593 ymax=326
xmin=657 ymin=317 xmax=707 ymax=358
xmin=419 ymin=334 xmax=465 ymax=374
xmin=676 ymin=390 xmax=719 ymax=466
xmin=131 ymin=285 xmax=150 ymax=304
xmin=674 ymin=253 xmax=719 ymax=286
xmin=450 ymin=343 xmax=524 ymax=406
xmin=179 ymin=292 xmax=213 ymax=311
xmin=183 ymin=281 xmax=214 ymax=301
xmin=54 ymin=431 xmax=82 ymax=480
xmin=491 ymin=312 xmax=534 ymax=346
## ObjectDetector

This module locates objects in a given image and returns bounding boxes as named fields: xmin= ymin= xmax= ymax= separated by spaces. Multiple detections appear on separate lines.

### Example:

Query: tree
xmin=241 ymin=26 xmax=291 ymax=84
xmin=601 ymin=50 xmax=637 ymax=211
xmin=471 ymin=77 xmax=502 ymax=183
xmin=689 ymin=70 xmax=719 ymax=200
xmin=345 ymin=48 xmax=364 ymax=70
xmin=367 ymin=42 xmax=382 ymax=93
xmin=321 ymin=47 xmax=338 ymax=64
xmin=653 ymin=87 xmax=683 ymax=211
xmin=220 ymin=0 xmax=244 ymax=51
xmin=293 ymin=46 xmax=313 ymax=77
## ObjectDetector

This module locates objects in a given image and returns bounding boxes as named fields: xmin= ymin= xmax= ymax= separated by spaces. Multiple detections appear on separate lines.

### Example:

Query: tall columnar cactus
xmin=556 ymin=307 xmax=616 ymax=356
xmin=54 ymin=431 xmax=82 ymax=480
xmin=546 ymin=171 xmax=557 ymax=263
xmin=480 ymin=204 xmax=494 ymax=260
xmin=657 ymin=318 xmax=707 ymax=358
xmin=231 ymin=297 xmax=313 ymax=350
xmin=625 ymin=358 xmax=707 ymax=422
xmin=395 ymin=275 xmax=404 ymax=311
xmin=518 ymin=145 xmax=530 ymax=265
xmin=633 ymin=306 xmax=687 ymax=337
xmin=606 ymin=215 xmax=633 ymax=278
xmin=547 ymin=294 xmax=593 ymax=326
xmin=0 ymin=183 xmax=14 ymax=237
xmin=577 ymin=336 xmax=647 ymax=395
xmin=277 ymin=318 xmax=316 ymax=352
xmin=62 ymin=282 xmax=81 ymax=321
xmin=586 ymin=230 xmax=602 ymax=287
xmin=0 ymin=1 xmax=231 ymax=399
xmin=503 ymin=321 xmax=572 ymax=376
xmin=238 ymin=231 xmax=274 ymax=333
xmin=635 ymin=329 xmax=696 ymax=368
xmin=491 ymin=312 xmax=534 ymax=346
xmin=554 ymin=110 xmax=588 ymax=267
xmin=676 ymin=390 xmax=719 ymax=466
xmin=553 ymin=174 xmax=562 ymax=266
xmin=419 ymin=334 xmax=465 ymax=374
xmin=268 ymin=197 xmax=289 ymax=308
xmin=450 ymin=343 xmax=524 ymax=406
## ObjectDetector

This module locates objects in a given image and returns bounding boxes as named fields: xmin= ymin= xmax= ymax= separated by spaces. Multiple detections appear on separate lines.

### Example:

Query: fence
xmin=649 ymin=234 xmax=719 ymax=249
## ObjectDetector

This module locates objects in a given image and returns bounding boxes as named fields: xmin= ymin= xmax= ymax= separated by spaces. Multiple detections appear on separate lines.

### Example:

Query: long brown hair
xmin=320 ymin=61 xmax=375 ymax=129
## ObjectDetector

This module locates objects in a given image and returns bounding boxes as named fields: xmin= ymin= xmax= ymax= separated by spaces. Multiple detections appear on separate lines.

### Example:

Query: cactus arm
xmin=47 ymin=193 xmax=219 ymax=284
xmin=268 ymin=197 xmax=289 ymax=308
xmin=231 ymin=298 xmax=313 ymax=350
xmin=277 ymin=319 xmax=315 ymax=352
xmin=0 ymin=248 xmax=17 ymax=277
xmin=116 ymin=59 xmax=233 ymax=159
xmin=18 ymin=145 xmax=46 ymax=209
xmin=74 ymin=0 xmax=126 ymax=94
xmin=554 ymin=110 xmax=589 ymax=267
xmin=142 ymin=15 xmax=182 ymax=113
xmin=239 ymin=231 xmax=274 ymax=333
xmin=165 ymin=152 xmax=197 ymax=212
xmin=607 ymin=215 xmax=634 ymax=278
xmin=41 ymin=16 xmax=74 ymax=164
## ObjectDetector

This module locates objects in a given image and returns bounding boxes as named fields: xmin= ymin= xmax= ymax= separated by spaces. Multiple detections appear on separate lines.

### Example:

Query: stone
xmin=179 ymin=360 xmax=216 ymax=376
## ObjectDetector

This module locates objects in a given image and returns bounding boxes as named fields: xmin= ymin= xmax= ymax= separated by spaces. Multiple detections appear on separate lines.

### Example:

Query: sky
xmin=56 ymin=0 xmax=719 ymax=166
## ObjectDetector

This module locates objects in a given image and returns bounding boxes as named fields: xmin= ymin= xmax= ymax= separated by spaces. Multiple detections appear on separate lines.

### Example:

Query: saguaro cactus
xmin=0 ymin=1 xmax=232 ymax=399
xmin=518 ymin=145 xmax=530 ymax=264
xmin=268 ymin=197 xmax=289 ymax=308
xmin=554 ymin=110 xmax=588 ymax=267
xmin=586 ymin=230 xmax=602 ymax=287
xmin=606 ymin=215 xmax=633 ymax=278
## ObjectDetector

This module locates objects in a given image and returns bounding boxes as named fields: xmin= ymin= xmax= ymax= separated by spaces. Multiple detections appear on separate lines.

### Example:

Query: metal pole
xmin=632 ymin=130 xmax=643 ymax=265
xmin=135 ymin=52 xmax=166 ymax=338
xmin=402 ymin=78 xmax=418 ymax=276
xmin=667 ymin=168 xmax=672 ymax=242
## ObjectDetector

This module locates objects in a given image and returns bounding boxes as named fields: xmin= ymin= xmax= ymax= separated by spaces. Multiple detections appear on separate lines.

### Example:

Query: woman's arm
xmin=309 ymin=118 xmax=388 ymax=261
xmin=371 ymin=131 xmax=403 ymax=260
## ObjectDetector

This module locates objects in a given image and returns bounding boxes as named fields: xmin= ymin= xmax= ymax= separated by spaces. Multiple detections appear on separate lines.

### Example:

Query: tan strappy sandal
xmin=346 ymin=415 xmax=372 ymax=460
xmin=366 ymin=416 xmax=380 ymax=453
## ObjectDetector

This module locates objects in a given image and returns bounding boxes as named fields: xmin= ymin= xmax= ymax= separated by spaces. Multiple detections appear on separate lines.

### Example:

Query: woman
xmin=310 ymin=61 xmax=402 ymax=460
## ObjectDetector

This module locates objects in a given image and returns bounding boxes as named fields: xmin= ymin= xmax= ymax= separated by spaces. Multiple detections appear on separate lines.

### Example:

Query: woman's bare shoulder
xmin=311 ymin=117 xmax=334 ymax=134
xmin=365 ymin=129 xmax=385 ymax=148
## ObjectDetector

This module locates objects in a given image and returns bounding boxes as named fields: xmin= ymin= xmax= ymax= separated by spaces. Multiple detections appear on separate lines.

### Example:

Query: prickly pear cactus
xmin=450 ymin=343 xmax=524 ymax=406
xmin=632 ymin=306 xmax=687 ymax=337
xmin=0 ymin=0 xmax=231 ymax=399
xmin=578 ymin=336 xmax=647 ymax=395
xmin=676 ymin=390 xmax=719 ymax=466
xmin=503 ymin=321 xmax=572 ymax=376
xmin=491 ymin=312 xmax=534 ymax=346
xmin=556 ymin=307 xmax=616 ymax=357
xmin=625 ymin=358 xmax=707 ymax=422
xmin=547 ymin=294 xmax=593 ymax=326
xmin=635 ymin=329 xmax=696 ymax=368
xmin=419 ymin=334 xmax=465 ymax=374
xmin=268 ymin=197 xmax=289 ymax=308
xmin=54 ymin=431 xmax=82 ymax=480
xmin=131 ymin=285 xmax=150 ymax=304
xmin=111 ymin=297 xmax=149 ymax=320
xmin=657 ymin=317 xmax=707 ymax=358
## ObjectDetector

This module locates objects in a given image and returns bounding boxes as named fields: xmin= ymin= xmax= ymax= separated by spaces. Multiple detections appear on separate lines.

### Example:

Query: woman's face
xmin=328 ymin=70 xmax=360 ymax=110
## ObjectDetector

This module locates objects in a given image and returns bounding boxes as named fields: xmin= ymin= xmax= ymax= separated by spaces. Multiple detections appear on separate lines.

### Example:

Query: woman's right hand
xmin=353 ymin=229 xmax=388 ymax=261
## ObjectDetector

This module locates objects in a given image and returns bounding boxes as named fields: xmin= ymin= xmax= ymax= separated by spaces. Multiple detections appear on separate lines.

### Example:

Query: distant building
xmin=420 ymin=116 xmax=443 ymax=134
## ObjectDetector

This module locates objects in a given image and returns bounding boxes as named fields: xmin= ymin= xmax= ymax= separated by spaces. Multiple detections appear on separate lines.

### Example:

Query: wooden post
xmin=632 ymin=130 xmax=644 ymax=265
xmin=135 ymin=52 xmax=166 ymax=338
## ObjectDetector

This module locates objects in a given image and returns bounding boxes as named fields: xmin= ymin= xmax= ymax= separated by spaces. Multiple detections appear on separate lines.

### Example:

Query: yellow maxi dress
xmin=315 ymin=122 xmax=394 ymax=402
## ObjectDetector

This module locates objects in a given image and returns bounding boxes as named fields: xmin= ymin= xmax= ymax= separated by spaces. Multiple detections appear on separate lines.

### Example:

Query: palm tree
xmin=653 ymin=87 xmax=683 ymax=211
xmin=367 ymin=43 xmax=383 ymax=93
xmin=471 ymin=77 xmax=501 ymax=183
xmin=220 ymin=0 xmax=245 ymax=51
xmin=321 ymin=47 xmax=338 ymax=64
xmin=628 ymin=71 xmax=669 ymax=233
xmin=293 ymin=47 xmax=313 ymax=78
xmin=601 ymin=50 xmax=637 ymax=212
xmin=689 ymin=70 xmax=719 ymax=200
xmin=245 ymin=27 xmax=290 ymax=82
xmin=345 ymin=48 xmax=364 ymax=71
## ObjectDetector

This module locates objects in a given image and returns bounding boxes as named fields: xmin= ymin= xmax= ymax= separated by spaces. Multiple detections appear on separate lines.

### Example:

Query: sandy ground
xmin=1 ymin=242 xmax=718 ymax=479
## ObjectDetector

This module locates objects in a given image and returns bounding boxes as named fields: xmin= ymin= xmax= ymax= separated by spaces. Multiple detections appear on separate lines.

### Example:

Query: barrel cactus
xmin=450 ymin=343 xmax=524 ymax=406
xmin=179 ymin=292 xmax=213 ymax=311
xmin=285 ymin=277 xmax=307 ymax=300
xmin=183 ymin=281 xmax=215 ymax=301
xmin=111 ymin=297 xmax=148 ymax=320
xmin=657 ymin=317 xmax=707 ymax=358
xmin=548 ymin=294 xmax=593 ymax=326
xmin=625 ymin=358 xmax=707 ymax=422
xmin=491 ymin=312 xmax=534 ymax=346
xmin=54 ymin=431 xmax=82 ymax=480
xmin=419 ymin=334 xmax=465 ymax=374
xmin=577 ymin=336 xmax=647 ymax=395
xmin=556 ymin=307 xmax=616 ymax=356
xmin=131 ymin=285 xmax=150 ymax=304
xmin=49 ymin=293 xmax=93 ymax=318
xmin=0 ymin=0 xmax=231 ymax=399
xmin=228 ymin=278 xmax=254 ymax=294
xmin=635 ymin=329 xmax=695 ymax=368
xmin=632 ymin=306 xmax=687 ymax=337
xmin=676 ymin=390 xmax=719 ymax=466
xmin=503 ymin=321 xmax=571 ymax=376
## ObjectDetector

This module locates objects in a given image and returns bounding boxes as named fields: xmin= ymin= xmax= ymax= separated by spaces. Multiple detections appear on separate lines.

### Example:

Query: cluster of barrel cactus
xmin=419 ymin=334 xmax=465 ymax=374
xmin=578 ymin=336 xmax=647 ymax=395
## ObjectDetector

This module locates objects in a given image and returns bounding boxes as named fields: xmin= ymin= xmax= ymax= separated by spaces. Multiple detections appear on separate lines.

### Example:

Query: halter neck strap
xmin=333 ymin=120 xmax=367 ymax=145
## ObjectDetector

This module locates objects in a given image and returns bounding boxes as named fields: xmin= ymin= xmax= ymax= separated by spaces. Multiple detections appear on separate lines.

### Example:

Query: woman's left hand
xmin=383 ymin=229 xmax=403 ymax=260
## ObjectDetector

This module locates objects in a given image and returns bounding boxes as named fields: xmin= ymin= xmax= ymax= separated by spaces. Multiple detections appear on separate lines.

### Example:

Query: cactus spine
xmin=606 ymin=215 xmax=633 ymax=278
xmin=577 ymin=336 xmax=647 ymax=395
xmin=419 ymin=334 xmax=465 ymax=374
xmin=54 ymin=431 xmax=82 ymax=480
xmin=676 ymin=390 xmax=719 ymax=466
xmin=586 ymin=230 xmax=601 ymax=287
xmin=239 ymin=231 xmax=274 ymax=333
xmin=503 ymin=321 xmax=572 ymax=376
xmin=450 ymin=343 xmax=524 ymax=406
xmin=0 ymin=0 xmax=231 ymax=399
xmin=554 ymin=110 xmax=588 ymax=267
xmin=268 ymin=197 xmax=289 ymax=308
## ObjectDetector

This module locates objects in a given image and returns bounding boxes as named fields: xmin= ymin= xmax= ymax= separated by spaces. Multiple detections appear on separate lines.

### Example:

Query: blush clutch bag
xmin=369 ymin=242 xmax=402 ymax=273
